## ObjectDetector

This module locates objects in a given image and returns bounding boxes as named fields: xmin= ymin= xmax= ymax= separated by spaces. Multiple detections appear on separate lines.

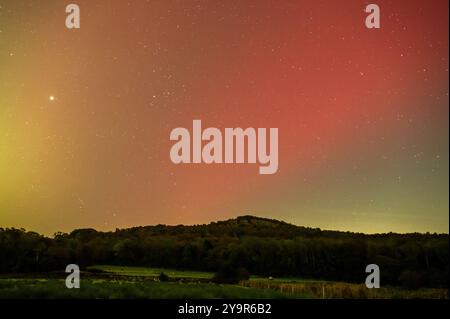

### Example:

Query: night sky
xmin=0 ymin=0 xmax=448 ymax=234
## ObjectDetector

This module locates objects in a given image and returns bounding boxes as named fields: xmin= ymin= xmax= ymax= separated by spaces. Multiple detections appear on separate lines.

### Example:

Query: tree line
xmin=0 ymin=216 xmax=448 ymax=288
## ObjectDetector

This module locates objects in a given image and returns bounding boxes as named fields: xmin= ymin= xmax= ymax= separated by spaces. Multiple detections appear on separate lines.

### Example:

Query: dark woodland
xmin=0 ymin=216 xmax=448 ymax=288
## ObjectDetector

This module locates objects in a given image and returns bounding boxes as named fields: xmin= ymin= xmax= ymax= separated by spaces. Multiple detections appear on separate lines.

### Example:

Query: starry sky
xmin=0 ymin=0 xmax=448 ymax=235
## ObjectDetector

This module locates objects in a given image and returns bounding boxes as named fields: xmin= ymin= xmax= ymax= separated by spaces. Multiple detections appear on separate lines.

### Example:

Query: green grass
xmin=88 ymin=265 xmax=214 ymax=280
xmin=0 ymin=278 xmax=306 ymax=299
xmin=89 ymin=265 xmax=325 ymax=283
xmin=1 ymin=266 xmax=447 ymax=299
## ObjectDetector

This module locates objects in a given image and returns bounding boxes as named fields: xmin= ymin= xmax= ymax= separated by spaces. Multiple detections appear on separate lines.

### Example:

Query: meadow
xmin=87 ymin=265 xmax=215 ymax=280
xmin=1 ymin=265 xmax=447 ymax=299
xmin=0 ymin=278 xmax=303 ymax=299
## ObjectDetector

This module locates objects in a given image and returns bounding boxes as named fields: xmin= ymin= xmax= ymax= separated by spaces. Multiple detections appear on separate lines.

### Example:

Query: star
xmin=49 ymin=96 xmax=55 ymax=101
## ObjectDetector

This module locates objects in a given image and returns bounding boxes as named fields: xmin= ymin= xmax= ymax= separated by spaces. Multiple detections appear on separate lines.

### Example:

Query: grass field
xmin=0 ymin=278 xmax=305 ymax=299
xmin=242 ymin=279 xmax=449 ymax=299
xmin=0 ymin=265 xmax=448 ymax=299
xmin=88 ymin=265 xmax=327 ymax=283
xmin=87 ymin=265 xmax=214 ymax=280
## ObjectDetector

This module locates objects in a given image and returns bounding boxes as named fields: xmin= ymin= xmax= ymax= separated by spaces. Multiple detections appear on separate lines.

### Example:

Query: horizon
xmin=2 ymin=214 xmax=449 ymax=237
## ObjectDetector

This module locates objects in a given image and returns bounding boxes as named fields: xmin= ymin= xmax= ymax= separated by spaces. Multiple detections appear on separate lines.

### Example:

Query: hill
xmin=0 ymin=215 xmax=448 ymax=288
